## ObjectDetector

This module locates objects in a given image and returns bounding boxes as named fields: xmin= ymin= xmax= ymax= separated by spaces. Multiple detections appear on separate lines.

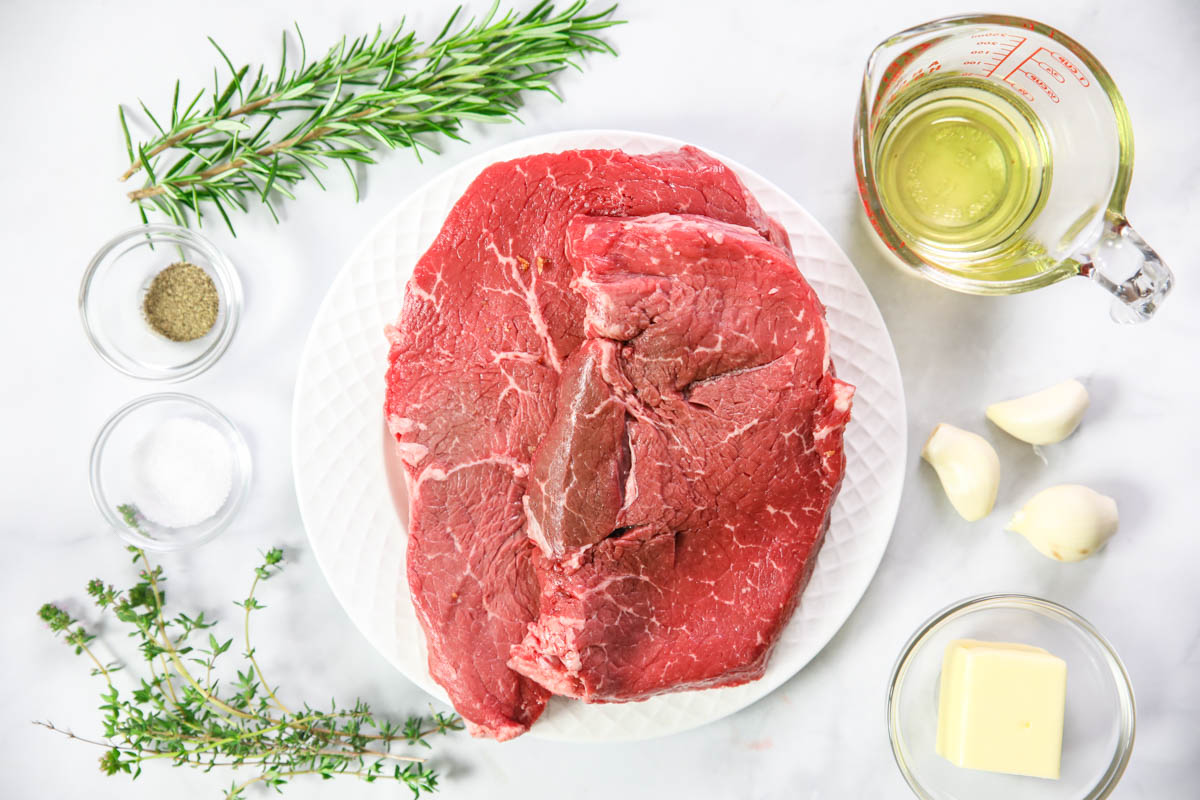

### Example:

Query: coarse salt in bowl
xmin=89 ymin=393 xmax=252 ymax=551
xmin=132 ymin=417 xmax=235 ymax=527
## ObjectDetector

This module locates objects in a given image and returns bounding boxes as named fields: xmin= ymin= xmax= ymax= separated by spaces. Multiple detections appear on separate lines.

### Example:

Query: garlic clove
xmin=1008 ymin=484 xmax=1118 ymax=562
xmin=986 ymin=380 xmax=1090 ymax=445
xmin=921 ymin=423 xmax=1001 ymax=522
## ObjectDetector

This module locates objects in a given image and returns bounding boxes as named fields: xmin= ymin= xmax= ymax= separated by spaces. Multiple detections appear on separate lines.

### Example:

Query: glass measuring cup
xmin=854 ymin=14 xmax=1173 ymax=322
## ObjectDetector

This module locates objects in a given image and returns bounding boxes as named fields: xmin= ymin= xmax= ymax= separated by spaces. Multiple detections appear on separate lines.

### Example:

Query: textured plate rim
xmin=291 ymin=129 xmax=907 ymax=742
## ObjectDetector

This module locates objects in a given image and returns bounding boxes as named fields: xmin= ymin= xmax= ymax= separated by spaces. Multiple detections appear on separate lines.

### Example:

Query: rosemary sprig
xmin=120 ymin=1 xmax=623 ymax=234
xmin=38 ymin=542 xmax=461 ymax=799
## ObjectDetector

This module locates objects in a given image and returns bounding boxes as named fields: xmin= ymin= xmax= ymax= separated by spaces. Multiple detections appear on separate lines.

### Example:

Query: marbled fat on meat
xmin=385 ymin=148 xmax=852 ymax=739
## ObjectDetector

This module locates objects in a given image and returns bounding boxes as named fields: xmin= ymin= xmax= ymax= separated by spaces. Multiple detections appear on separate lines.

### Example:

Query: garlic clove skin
xmin=1008 ymin=484 xmax=1118 ymax=562
xmin=921 ymin=424 xmax=1001 ymax=522
xmin=986 ymin=379 xmax=1090 ymax=445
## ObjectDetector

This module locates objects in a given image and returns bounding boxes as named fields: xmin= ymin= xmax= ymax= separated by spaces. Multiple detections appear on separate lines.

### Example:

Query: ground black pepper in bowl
xmin=143 ymin=262 xmax=220 ymax=342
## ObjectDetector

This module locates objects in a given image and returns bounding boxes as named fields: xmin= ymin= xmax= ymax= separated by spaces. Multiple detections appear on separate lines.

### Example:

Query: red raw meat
xmin=385 ymin=147 xmax=851 ymax=739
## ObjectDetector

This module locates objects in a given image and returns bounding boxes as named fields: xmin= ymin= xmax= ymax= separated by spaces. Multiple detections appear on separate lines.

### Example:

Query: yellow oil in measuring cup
xmin=872 ymin=75 xmax=1054 ymax=280
xmin=856 ymin=15 xmax=1174 ymax=320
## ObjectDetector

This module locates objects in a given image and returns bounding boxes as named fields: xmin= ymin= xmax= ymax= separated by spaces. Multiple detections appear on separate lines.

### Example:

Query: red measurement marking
xmin=981 ymin=34 xmax=1026 ymax=78
xmin=1004 ymin=46 xmax=1071 ymax=102
xmin=971 ymin=31 xmax=1025 ymax=40
xmin=1003 ymin=78 xmax=1036 ymax=103
xmin=1022 ymin=71 xmax=1060 ymax=102
xmin=873 ymin=40 xmax=936 ymax=112
xmin=1033 ymin=58 xmax=1066 ymax=84
xmin=881 ymin=59 xmax=942 ymax=106
xmin=1047 ymin=50 xmax=1091 ymax=87
xmin=855 ymin=173 xmax=895 ymax=247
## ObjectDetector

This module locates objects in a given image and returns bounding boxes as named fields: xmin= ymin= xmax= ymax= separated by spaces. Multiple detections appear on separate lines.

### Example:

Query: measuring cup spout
xmin=1076 ymin=213 xmax=1173 ymax=323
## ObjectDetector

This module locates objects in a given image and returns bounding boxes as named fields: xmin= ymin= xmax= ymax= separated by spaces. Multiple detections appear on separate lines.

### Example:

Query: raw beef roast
xmin=385 ymin=148 xmax=853 ymax=740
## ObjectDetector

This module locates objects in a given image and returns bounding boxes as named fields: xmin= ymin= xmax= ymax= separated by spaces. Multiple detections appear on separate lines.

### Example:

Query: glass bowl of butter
xmin=888 ymin=594 xmax=1135 ymax=800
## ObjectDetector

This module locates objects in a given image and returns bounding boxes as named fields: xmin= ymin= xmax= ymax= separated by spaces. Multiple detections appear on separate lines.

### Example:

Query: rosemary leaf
xmin=121 ymin=2 xmax=624 ymax=236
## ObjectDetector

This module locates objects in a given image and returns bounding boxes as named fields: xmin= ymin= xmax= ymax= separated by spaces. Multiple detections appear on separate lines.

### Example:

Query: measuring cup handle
xmin=1076 ymin=213 xmax=1174 ymax=323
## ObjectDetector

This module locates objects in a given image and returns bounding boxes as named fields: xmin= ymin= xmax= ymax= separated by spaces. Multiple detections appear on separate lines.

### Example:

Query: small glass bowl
xmin=888 ymin=594 xmax=1135 ymax=800
xmin=89 ymin=393 xmax=252 ymax=551
xmin=80 ymin=224 xmax=242 ymax=382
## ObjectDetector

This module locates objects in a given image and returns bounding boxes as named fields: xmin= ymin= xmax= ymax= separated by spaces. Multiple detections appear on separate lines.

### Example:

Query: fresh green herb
xmin=38 ymin=543 xmax=461 ymax=798
xmin=120 ymin=1 xmax=623 ymax=235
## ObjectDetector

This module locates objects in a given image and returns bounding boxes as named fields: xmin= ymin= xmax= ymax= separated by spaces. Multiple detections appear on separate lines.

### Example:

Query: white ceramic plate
xmin=292 ymin=130 xmax=906 ymax=742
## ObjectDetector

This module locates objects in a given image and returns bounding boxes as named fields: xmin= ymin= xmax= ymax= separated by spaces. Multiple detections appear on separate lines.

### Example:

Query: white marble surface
xmin=2 ymin=1 xmax=1197 ymax=797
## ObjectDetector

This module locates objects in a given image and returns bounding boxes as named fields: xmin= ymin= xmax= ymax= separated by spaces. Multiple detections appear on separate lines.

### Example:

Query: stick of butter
xmin=936 ymin=639 xmax=1067 ymax=779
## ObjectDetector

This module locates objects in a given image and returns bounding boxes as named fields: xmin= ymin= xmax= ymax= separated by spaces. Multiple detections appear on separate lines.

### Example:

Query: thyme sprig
xmin=38 ymin=543 xmax=461 ymax=798
xmin=119 ymin=1 xmax=623 ymax=234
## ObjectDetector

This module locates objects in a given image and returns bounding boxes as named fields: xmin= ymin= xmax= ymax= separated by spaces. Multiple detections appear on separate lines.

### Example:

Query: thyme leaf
xmin=39 ymin=538 xmax=461 ymax=797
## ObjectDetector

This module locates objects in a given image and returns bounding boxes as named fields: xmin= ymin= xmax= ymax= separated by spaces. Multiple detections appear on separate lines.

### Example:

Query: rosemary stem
xmin=119 ymin=94 xmax=280 ymax=181
xmin=127 ymin=125 xmax=325 ymax=201
xmin=118 ymin=3 xmax=623 ymax=233
xmin=118 ymin=37 xmax=439 ymax=181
